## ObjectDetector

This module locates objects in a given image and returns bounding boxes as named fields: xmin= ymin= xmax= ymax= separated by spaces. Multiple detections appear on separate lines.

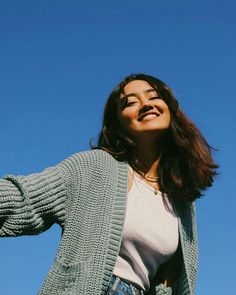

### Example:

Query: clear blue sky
xmin=0 ymin=1 xmax=235 ymax=294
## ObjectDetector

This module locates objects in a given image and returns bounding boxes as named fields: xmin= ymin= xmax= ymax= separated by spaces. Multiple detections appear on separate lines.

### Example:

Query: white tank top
xmin=113 ymin=169 xmax=179 ymax=291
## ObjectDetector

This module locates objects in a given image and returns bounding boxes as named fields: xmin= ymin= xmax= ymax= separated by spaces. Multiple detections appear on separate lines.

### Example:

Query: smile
xmin=138 ymin=112 xmax=160 ymax=122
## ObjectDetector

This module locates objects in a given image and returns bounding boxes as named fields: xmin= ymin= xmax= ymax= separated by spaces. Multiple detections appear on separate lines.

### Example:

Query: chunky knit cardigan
xmin=0 ymin=149 xmax=198 ymax=295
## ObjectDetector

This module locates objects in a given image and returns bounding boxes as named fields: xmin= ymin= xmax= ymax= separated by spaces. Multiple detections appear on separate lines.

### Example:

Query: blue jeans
xmin=105 ymin=275 xmax=145 ymax=295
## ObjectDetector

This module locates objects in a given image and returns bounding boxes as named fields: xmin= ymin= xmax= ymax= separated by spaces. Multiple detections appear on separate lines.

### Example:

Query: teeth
xmin=141 ymin=114 xmax=157 ymax=121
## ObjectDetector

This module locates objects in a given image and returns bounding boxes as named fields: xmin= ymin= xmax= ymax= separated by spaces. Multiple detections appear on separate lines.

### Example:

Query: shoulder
xmin=58 ymin=149 xmax=120 ymax=174
xmin=68 ymin=149 xmax=118 ymax=164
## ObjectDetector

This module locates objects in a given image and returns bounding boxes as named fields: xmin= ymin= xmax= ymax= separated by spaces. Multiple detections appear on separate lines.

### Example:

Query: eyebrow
xmin=120 ymin=88 xmax=156 ymax=101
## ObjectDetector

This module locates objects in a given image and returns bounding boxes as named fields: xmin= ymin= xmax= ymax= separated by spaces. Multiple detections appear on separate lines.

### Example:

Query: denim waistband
xmin=106 ymin=275 xmax=145 ymax=295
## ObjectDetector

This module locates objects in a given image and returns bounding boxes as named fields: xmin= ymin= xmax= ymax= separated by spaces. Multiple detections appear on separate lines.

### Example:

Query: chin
xmin=131 ymin=129 xmax=168 ymax=141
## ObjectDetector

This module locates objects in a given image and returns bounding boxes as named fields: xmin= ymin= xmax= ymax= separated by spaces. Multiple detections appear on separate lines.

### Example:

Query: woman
xmin=0 ymin=73 xmax=218 ymax=295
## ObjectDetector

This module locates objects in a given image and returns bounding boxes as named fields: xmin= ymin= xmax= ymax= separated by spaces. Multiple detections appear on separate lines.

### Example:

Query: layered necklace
xmin=131 ymin=163 xmax=159 ymax=195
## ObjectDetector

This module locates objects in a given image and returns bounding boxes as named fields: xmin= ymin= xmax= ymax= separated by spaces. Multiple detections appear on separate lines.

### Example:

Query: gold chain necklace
xmin=131 ymin=164 xmax=159 ymax=195
xmin=131 ymin=164 xmax=159 ymax=181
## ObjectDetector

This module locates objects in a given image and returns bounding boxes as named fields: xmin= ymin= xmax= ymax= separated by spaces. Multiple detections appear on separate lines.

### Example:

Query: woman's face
xmin=117 ymin=80 xmax=171 ymax=140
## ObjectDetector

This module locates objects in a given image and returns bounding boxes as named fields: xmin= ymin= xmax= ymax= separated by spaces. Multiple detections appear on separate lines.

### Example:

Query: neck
xmin=132 ymin=138 xmax=163 ymax=175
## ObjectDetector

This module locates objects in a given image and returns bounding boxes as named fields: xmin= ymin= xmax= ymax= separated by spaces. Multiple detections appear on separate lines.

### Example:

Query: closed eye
xmin=149 ymin=96 xmax=161 ymax=100
xmin=120 ymin=98 xmax=137 ymax=109
xmin=126 ymin=101 xmax=137 ymax=106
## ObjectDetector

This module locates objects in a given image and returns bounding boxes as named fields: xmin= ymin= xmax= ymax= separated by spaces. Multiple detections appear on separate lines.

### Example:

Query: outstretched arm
xmin=0 ymin=164 xmax=67 ymax=237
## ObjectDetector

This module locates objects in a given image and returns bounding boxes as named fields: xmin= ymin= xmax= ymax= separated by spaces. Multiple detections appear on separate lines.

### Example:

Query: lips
xmin=138 ymin=111 xmax=160 ymax=122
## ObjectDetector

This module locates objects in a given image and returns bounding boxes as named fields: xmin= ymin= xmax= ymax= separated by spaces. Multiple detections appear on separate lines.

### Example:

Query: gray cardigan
xmin=0 ymin=149 xmax=198 ymax=295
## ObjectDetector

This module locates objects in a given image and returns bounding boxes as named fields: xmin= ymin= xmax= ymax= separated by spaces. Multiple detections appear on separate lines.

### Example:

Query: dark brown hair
xmin=95 ymin=73 xmax=218 ymax=202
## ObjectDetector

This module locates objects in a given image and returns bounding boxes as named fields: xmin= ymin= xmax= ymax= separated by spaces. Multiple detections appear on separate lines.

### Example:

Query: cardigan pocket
xmin=155 ymin=284 xmax=172 ymax=295
xmin=40 ymin=256 xmax=92 ymax=295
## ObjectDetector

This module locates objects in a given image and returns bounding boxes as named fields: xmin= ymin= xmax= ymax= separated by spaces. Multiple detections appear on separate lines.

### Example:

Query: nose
xmin=140 ymin=96 xmax=154 ymax=108
xmin=138 ymin=100 xmax=154 ymax=116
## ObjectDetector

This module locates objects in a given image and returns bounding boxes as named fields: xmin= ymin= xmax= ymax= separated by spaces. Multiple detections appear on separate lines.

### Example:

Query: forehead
xmin=121 ymin=80 xmax=155 ymax=96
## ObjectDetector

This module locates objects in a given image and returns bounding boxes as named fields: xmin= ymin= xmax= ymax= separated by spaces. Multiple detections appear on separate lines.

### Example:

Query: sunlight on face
xmin=118 ymin=80 xmax=171 ymax=140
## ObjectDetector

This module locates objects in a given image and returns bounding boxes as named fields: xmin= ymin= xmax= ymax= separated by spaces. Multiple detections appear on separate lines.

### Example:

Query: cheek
xmin=166 ymin=109 xmax=171 ymax=124
xmin=161 ymin=103 xmax=171 ymax=124
xmin=118 ymin=111 xmax=137 ymax=134
xmin=118 ymin=109 xmax=136 ymax=125
xmin=117 ymin=111 xmax=127 ymax=129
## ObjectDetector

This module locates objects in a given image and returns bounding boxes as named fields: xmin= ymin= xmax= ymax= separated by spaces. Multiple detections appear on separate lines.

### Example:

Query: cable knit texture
xmin=0 ymin=150 xmax=198 ymax=295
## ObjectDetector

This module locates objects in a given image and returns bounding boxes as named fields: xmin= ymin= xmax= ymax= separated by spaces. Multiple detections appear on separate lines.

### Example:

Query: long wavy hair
xmin=95 ymin=73 xmax=218 ymax=202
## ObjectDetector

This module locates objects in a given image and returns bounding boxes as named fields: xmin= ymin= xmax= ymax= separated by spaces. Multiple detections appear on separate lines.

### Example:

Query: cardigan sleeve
xmin=0 ymin=163 xmax=68 ymax=237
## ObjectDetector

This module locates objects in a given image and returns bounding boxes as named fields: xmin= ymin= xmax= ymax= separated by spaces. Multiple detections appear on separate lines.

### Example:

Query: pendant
xmin=154 ymin=188 xmax=158 ymax=195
